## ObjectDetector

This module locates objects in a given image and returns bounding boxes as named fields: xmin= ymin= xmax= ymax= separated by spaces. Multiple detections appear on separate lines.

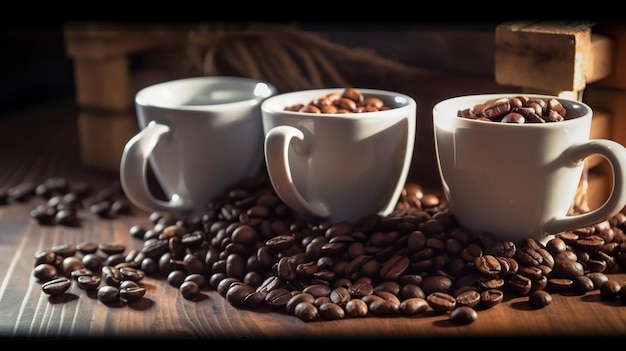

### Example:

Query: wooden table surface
xmin=1 ymin=98 xmax=626 ymax=341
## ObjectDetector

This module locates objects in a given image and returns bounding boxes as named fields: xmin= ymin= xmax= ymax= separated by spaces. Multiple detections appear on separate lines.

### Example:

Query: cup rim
xmin=261 ymin=88 xmax=416 ymax=118
xmin=433 ymin=93 xmax=592 ymax=128
xmin=135 ymin=76 xmax=278 ymax=110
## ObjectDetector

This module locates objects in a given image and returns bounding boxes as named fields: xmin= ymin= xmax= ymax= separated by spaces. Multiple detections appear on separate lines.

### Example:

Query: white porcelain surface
xmin=120 ymin=76 xmax=277 ymax=216
xmin=433 ymin=93 xmax=626 ymax=243
xmin=262 ymin=88 xmax=416 ymax=223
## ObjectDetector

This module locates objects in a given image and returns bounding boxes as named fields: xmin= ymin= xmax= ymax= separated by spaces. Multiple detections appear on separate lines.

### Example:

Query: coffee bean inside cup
xmin=284 ymin=88 xmax=393 ymax=114
xmin=457 ymin=96 xmax=568 ymax=123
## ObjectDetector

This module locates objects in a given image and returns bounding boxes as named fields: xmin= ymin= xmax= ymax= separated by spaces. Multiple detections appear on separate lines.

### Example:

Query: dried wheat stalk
xmin=184 ymin=22 xmax=437 ymax=91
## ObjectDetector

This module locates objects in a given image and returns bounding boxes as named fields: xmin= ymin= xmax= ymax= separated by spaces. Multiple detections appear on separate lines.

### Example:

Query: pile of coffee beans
xmin=1 ymin=177 xmax=133 ymax=227
xmin=457 ymin=96 xmax=569 ymax=123
xmin=27 ymin=172 xmax=626 ymax=325
xmin=284 ymin=88 xmax=392 ymax=114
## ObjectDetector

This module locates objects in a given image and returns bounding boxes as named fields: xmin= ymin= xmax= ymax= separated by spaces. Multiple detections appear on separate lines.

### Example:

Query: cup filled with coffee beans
xmin=262 ymin=87 xmax=416 ymax=224
xmin=433 ymin=93 xmax=626 ymax=244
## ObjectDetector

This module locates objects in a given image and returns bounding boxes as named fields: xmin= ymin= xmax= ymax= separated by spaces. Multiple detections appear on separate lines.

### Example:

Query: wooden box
xmin=63 ymin=23 xmax=195 ymax=172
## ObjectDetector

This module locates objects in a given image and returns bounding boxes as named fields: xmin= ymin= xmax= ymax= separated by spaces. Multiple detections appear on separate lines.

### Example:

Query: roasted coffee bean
xmin=30 ymin=204 xmax=57 ymax=224
xmin=226 ymin=282 xmax=255 ymax=306
xmin=61 ymin=256 xmax=84 ymax=277
xmin=345 ymin=298 xmax=369 ymax=317
xmin=119 ymin=285 xmax=146 ymax=302
xmin=480 ymin=289 xmax=504 ymax=308
xmin=141 ymin=239 xmax=170 ymax=258
xmin=167 ymin=270 xmax=187 ymax=288
xmin=242 ymin=291 xmax=266 ymax=308
xmin=528 ymin=290 xmax=552 ymax=308
xmin=455 ymin=290 xmax=481 ymax=308
xmin=106 ymin=253 xmax=126 ymax=267
xmin=600 ymin=280 xmax=622 ymax=300
xmin=318 ymin=302 xmax=345 ymax=320
xmin=82 ymin=253 xmax=105 ymax=272
xmin=369 ymin=298 xmax=399 ymax=315
xmin=77 ymin=274 xmax=101 ymax=291
xmin=572 ymin=275 xmax=595 ymax=294
xmin=70 ymin=268 xmax=94 ymax=280
xmin=547 ymin=278 xmax=574 ymax=292
xmin=179 ymin=281 xmax=201 ymax=300
xmin=51 ymin=243 xmax=77 ymax=258
xmin=474 ymin=255 xmax=502 ymax=278
xmin=516 ymin=246 xmax=543 ymax=267
xmin=330 ymin=287 xmax=351 ymax=305
xmin=118 ymin=267 xmax=145 ymax=282
xmin=286 ymin=293 xmax=315 ymax=314
xmin=265 ymin=235 xmax=297 ymax=254
xmin=265 ymin=288 xmax=293 ymax=307
xmin=421 ymin=275 xmax=453 ymax=296
xmin=184 ymin=273 xmax=209 ymax=290
xmin=33 ymin=263 xmax=58 ymax=282
xmin=552 ymin=260 xmax=584 ymax=279
xmin=344 ymin=280 xmax=371 ymax=298
xmin=119 ymin=280 xmax=138 ymax=290
xmin=294 ymin=302 xmax=318 ymax=322
xmin=449 ymin=306 xmax=478 ymax=325
xmin=374 ymin=291 xmax=401 ymax=309
xmin=129 ymin=225 xmax=147 ymax=240
xmin=399 ymin=297 xmax=428 ymax=315
xmin=478 ymin=277 xmax=505 ymax=290
xmin=76 ymin=241 xmax=99 ymax=255
xmin=98 ymin=242 xmax=126 ymax=255
xmin=102 ymin=266 xmax=123 ymax=287
xmin=586 ymin=272 xmax=610 ymax=289
xmin=97 ymin=285 xmax=120 ymax=304
xmin=41 ymin=277 xmax=71 ymax=296
xmin=379 ymin=255 xmax=410 ymax=280
xmin=427 ymin=292 xmax=457 ymax=313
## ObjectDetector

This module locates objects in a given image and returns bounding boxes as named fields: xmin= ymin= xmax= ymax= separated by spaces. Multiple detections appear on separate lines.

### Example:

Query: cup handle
xmin=546 ymin=139 xmax=626 ymax=234
xmin=120 ymin=121 xmax=189 ymax=213
xmin=264 ymin=125 xmax=330 ymax=219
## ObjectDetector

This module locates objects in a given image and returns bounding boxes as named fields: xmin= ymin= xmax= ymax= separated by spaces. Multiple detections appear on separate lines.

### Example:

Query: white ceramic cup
xmin=262 ymin=88 xmax=416 ymax=224
xmin=120 ymin=76 xmax=277 ymax=216
xmin=433 ymin=93 xmax=626 ymax=244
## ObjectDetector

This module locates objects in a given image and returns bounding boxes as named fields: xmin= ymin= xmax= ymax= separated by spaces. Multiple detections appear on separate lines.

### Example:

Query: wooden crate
xmin=64 ymin=23 xmax=197 ymax=172
xmin=495 ymin=21 xmax=613 ymax=95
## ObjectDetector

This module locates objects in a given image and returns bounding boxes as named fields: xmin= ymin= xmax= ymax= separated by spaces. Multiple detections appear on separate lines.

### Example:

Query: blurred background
xmin=0 ymin=22 xmax=499 ymax=115
xmin=1 ymin=30 xmax=75 ymax=114
xmin=0 ymin=21 xmax=503 ymax=187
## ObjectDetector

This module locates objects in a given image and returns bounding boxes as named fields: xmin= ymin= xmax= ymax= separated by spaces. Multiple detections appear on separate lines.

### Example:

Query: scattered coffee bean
xmin=97 ymin=285 xmax=120 ymax=304
xmin=427 ymin=292 xmax=457 ymax=313
xmin=528 ymin=290 xmax=552 ymax=308
xmin=449 ymin=306 xmax=478 ymax=325
xmin=119 ymin=285 xmax=146 ymax=302
xmin=77 ymin=275 xmax=101 ymax=291
xmin=41 ymin=277 xmax=71 ymax=296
